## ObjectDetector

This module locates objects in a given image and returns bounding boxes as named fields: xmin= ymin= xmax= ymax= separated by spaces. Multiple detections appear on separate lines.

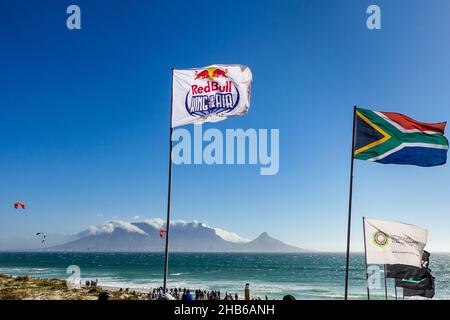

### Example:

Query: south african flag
xmin=354 ymin=108 xmax=448 ymax=167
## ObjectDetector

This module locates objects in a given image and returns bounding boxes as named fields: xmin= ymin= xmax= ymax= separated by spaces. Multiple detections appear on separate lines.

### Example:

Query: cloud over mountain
xmin=82 ymin=221 xmax=148 ymax=237
xmin=48 ymin=218 xmax=308 ymax=253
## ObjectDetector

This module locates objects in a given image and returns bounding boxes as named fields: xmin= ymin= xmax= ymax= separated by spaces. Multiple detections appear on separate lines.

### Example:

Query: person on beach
xmin=181 ymin=289 xmax=193 ymax=301
xmin=244 ymin=283 xmax=250 ymax=300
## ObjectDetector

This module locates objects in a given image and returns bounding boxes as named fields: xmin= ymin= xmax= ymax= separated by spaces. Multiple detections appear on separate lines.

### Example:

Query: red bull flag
xmin=171 ymin=64 xmax=253 ymax=128
xmin=355 ymin=108 xmax=448 ymax=167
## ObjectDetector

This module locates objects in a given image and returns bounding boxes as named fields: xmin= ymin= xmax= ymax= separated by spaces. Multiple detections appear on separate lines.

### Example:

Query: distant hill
xmin=48 ymin=219 xmax=309 ymax=253
xmin=236 ymin=232 xmax=304 ymax=253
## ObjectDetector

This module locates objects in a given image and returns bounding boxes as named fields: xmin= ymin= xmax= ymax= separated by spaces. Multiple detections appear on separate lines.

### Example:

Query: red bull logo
xmin=194 ymin=67 xmax=228 ymax=80
xmin=186 ymin=66 xmax=239 ymax=117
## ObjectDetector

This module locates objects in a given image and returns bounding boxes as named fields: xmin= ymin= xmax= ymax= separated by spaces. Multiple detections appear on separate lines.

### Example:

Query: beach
xmin=0 ymin=274 xmax=148 ymax=300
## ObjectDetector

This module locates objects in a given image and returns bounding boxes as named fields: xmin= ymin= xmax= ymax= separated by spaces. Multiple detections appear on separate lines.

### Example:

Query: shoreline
xmin=0 ymin=274 xmax=148 ymax=300
xmin=0 ymin=274 xmax=253 ymax=300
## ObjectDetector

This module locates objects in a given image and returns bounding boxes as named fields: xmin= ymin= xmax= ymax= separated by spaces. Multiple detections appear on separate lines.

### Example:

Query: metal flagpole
xmin=163 ymin=68 xmax=175 ymax=292
xmin=344 ymin=106 xmax=357 ymax=300
xmin=362 ymin=217 xmax=370 ymax=300
xmin=384 ymin=264 xmax=388 ymax=300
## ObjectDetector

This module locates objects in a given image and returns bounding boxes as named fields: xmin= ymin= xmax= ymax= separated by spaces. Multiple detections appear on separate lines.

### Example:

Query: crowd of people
xmin=84 ymin=279 xmax=98 ymax=287
xmin=96 ymin=284 xmax=297 ymax=300
xmin=147 ymin=287 xmax=268 ymax=301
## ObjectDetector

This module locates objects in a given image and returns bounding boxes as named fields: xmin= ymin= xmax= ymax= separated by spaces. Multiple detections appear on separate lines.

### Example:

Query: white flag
xmin=364 ymin=218 xmax=427 ymax=267
xmin=171 ymin=64 xmax=252 ymax=128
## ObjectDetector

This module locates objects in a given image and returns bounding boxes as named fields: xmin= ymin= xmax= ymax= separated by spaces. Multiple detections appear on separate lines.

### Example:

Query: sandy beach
xmin=0 ymin=274 xmax=147 ymax=300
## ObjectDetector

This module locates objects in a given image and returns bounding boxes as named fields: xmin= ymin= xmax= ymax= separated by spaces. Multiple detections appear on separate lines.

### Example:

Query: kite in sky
xmin=14 ymin=202 xmax=25 ymax=210
xmin=36 ymin=232 xmax=46 ymax=243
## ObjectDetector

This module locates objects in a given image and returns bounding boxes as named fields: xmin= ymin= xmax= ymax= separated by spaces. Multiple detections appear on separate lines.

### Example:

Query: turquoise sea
xmin=0 ymin=252 xmax=449 ymax=300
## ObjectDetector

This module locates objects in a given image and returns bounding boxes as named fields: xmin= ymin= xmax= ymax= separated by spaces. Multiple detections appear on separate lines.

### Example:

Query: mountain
xmin=48 ymin=219 xmax=309 ymax=253
xmin=236 ymin=232 xmax=303 ymax=253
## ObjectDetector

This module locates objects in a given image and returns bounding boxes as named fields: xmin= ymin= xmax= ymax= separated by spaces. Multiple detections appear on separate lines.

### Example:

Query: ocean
xmin=0 ymin=252 xmax=449 ymax=300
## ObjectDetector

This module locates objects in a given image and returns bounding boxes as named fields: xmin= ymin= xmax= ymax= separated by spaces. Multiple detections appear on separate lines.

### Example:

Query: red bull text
xmin=186 ymin=68 xmax=239 ymax=117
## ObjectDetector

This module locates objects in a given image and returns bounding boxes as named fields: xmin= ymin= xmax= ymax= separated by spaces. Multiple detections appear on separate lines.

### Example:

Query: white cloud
xmin=213 ymin=227 xmax=250 ymax=243
xmin=85 ymin=220 xmax=148 ymax=236
xmin=172 ymin=220 xmax=204 ymax=227
xmin=81 ymin=218 xmax=248 ymax=243
xmin=142 ymin=218 xmax=164 ymax=229
xmin=141 ymin=218 xmax=249 ymax=243
xmin=141 ymin=218 xmax=203 ymax=228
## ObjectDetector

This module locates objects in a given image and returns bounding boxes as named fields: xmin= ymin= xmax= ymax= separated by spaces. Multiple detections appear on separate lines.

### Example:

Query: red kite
xmin=14 ymin=202 xmax=25 ymax=210
xmin=159 ymin=229 xmax=166 ymax=238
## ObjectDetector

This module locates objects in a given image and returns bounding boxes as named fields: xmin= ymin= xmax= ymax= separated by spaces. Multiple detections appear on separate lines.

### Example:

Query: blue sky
xmin=1 ymin=0 xmax=450 ymax=251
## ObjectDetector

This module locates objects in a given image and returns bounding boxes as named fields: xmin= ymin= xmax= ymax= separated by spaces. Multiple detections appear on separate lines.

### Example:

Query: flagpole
xmin=362 ymin=217 xmax=370 ymax=300
xmin=344 ymin=106 xmax=357 ymax=300
xmin=384 ymin=264 xmax=388 ymax=300
xmin=163 ymin=68 xmax=175 ymax=292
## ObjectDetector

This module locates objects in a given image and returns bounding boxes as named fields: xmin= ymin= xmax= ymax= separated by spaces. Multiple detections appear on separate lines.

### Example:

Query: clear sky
xmin=1 ymin=0 xmax=450 ymax=251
